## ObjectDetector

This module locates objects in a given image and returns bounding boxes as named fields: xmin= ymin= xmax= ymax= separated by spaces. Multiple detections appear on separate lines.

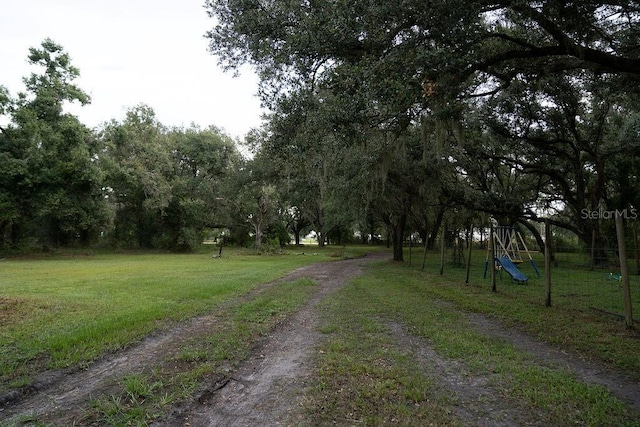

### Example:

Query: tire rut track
xmin=159 ymin=253 xmax=388 ymax=427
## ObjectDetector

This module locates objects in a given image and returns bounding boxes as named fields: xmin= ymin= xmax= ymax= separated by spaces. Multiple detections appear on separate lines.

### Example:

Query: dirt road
xmin=2 ymin=252 xmax=638 ymax=426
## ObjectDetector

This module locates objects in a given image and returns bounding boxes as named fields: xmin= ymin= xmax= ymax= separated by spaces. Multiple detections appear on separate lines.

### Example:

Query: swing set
xmin=484 ymin=226 xmax=541 ymax=283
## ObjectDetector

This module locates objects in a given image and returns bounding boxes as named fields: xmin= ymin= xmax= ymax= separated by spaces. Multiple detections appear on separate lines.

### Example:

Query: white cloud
xmin=0 ymin=0 xmax=264 ymax=138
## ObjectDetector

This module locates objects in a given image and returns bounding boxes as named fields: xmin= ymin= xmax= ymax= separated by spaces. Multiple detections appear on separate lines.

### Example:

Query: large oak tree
xmin=206 ymin=1 xmax=640 ymax=249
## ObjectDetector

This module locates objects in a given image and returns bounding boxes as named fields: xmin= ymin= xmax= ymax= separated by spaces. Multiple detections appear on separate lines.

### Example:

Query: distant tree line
xmin=0 ymin=39 xmax=281 ymax=252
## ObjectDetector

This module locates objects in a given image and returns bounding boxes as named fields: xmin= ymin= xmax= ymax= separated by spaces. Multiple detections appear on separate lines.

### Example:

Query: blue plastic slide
xmin=496 ymin=256 xmax=528 ymax=283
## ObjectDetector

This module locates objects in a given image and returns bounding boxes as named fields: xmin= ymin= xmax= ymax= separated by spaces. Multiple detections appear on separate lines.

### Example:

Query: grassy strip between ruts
xmin=308 ymin=260 xmax=640 ymax=426
xmin=84 ymin=277 xmax=318 ymax=426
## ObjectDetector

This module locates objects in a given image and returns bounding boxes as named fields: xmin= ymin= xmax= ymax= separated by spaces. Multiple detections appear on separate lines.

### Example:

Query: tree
xmin=446 ymin=2 xmax=640 ymax=95
xmin=609 ymin=111 xmax=640 ymax=212
xmin=164 ymin=125 xmax=241 ymax=250
xmin=0 ymin=39 xmax=107 ymax=248
xmin=466 ymin=70 xmax=638 ymax=257
xmin=99 ymin=105 xmax=173 ymax=249
xmin=205 ymin=2 xmax=640 ymax=260
xmin=0 ymin=84 xmax=28 ymax=247
xmin=262 ymin=89 xmax=372 ymax=248
xmin=207 ymin=1 xmax=640 ymax=115
xmin=218 ymin=150 xmax=284 ymax=249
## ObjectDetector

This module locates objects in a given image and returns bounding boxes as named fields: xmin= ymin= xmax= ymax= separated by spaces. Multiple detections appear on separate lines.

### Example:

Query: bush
xmin=264 ymin=222 xmax=291 ymax=247
xmin=225 ymin=224 xmax=252 ymax=247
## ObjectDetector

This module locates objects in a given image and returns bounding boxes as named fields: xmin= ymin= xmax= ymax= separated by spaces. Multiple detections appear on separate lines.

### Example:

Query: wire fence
xmin=405 ymin=238 xmax=640 ymax=324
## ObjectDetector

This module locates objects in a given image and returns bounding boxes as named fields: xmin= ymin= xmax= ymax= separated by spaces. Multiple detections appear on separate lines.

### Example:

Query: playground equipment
xmin=484 ymin=226 xmax=541 ymax=283
xmin=606 ymin=272 xmax=622 ymax=282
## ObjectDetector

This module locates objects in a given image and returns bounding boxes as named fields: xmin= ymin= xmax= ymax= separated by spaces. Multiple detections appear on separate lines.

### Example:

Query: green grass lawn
xmin=310 ymin=258 xmax=640 ymax=426
xmin=405 ymin=248 xmax=640 ymax=371
xmin=408 ymin=247 xmax=640 ymax=319
xmin=2 ymin=245 xmax=639 ymax=425
xmin=0 ymin=246 xmax=377 ymax=392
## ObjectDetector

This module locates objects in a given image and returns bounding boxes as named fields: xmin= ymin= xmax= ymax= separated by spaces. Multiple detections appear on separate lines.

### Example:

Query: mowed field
xmin=1 ymin=246 xmax=640 ymax=425
xmin=0 ymin=247 xmax=365 ymax=392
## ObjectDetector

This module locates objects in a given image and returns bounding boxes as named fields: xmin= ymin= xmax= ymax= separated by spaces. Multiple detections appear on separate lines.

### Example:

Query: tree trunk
xmin=392 ymin=212 xmax=407 ymax=261
xmin=427 ymin=208 xmax=445 ymax=250
xmin=290 ymin=218 xmax=308 ymax=246
xmin=360 ymin=232 xmax=368 ymax=245
xmin=369 ymin=226 xmax=376 ymax=244
xmin=579 ymin=223 xmax=609 ymax=266
xmin=382 ymin=213 xmax=392 ymax=248
xmin=417 ymin=228 xmax=428 ymax=246
xmin=253 ymin=221 xmax=263 ymax=249
xmin=292 ymin=220 xmax=304 ymax=246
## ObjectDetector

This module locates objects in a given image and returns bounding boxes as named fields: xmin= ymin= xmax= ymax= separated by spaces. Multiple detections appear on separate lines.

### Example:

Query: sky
xmin=0 ymin=0 xmax=265 ymax=139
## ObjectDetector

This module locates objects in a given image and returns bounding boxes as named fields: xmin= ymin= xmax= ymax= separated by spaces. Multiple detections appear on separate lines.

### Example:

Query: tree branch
xmin=508 ymin=2 xmax=640 ymax=74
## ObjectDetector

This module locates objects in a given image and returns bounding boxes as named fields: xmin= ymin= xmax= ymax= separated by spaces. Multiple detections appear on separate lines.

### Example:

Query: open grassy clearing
xmin=2 ymin=246 xmax=639 ymax=425
xmin=310 ymin=258 xmax=640 ymax=426
xmin=0 ymin=246 xmax=374 ymax=393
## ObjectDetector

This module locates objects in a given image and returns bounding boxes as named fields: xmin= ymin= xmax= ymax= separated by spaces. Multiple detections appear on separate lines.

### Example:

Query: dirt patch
xmin=1 ymin=252 xmax=638 ymax=425
xmin=0 ymin=297 xmax=35 ymax=326
xmin=0 ymin=311 xmax=226 ymax=423
xmin=0 ymin=254 xmax=387 ymax=425
xmin=388 ymin=322 xmax=539 ymax=426
xmin=158 ymin=253 xmax=388 ymax=426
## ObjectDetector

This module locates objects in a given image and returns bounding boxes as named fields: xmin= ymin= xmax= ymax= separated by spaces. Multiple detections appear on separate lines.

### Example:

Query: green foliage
xmin=0 ymin=39 xmax=107 ymax=250
xmin=264 ymin=221 xmax=291 ymax=247
xmin=217 ymin=147 xmax=288 ymax=250
xmin=164 ymin=124 xmax=241 ymax=251
xmin=205 ymin=0 xmax=640 ymax=259
xmin=2 ymin=38 xmax=248 ymax=253
xmin=97 ymin=107 xmax=241 ymax=251
xmin=88 ymin=372 xmax=168 ymax=426
xmin=0 ymin=85 xmax=10 ymax=115
xmin=5 ymin=0 xmax=640 ymax=262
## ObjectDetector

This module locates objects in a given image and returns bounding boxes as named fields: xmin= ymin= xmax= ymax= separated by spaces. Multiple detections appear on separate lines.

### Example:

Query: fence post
xmin=421 ymin=234 xmax=428 ymax=271
xmin=465 ymin=225 xmax=473 ymax=284
xmin=490 ymin=223 xmax=497 ymax=292
xmin=440 ymin=225 xmax=446 ymax=275
xmin=615 ymin=212 xmax=634 ymax=328
xmin=544 ymin=219 xmax=552 ymax=307
xmin=590 ymin=229 xmax=596 ymax=271
xmin=634 ymin=224 xmax=640 ymax=275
